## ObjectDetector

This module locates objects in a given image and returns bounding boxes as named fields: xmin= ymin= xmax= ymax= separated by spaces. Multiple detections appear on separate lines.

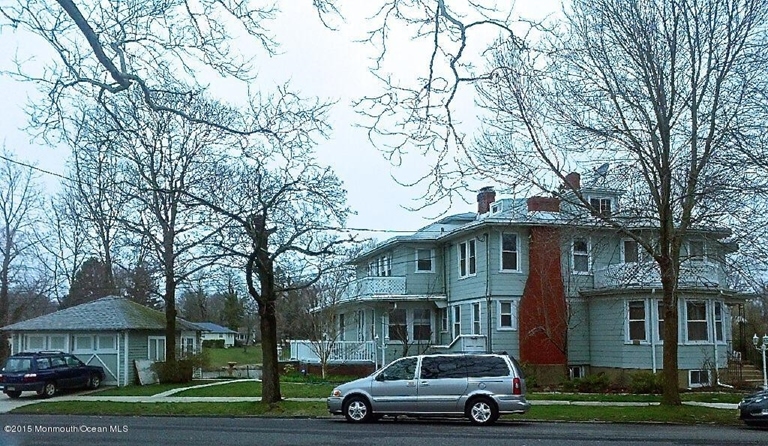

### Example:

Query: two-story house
xmin=304 ymin=172 xmax=744 ymax=389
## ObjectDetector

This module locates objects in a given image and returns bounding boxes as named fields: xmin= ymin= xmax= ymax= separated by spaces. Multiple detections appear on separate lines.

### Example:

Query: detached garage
xmin=0 ymin=296 xmax=201 ymax=386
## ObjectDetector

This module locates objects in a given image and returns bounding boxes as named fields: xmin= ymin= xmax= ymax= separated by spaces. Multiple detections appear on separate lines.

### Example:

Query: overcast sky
xmin=0 ymin=1 xmax=560 ymax=242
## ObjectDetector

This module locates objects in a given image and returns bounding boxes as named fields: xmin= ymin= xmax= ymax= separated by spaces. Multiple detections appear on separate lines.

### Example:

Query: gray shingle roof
xmin=195 ymin=322 xmax=238 ymax=334
xmin=0 ymin=295 xmax=200 ymax=332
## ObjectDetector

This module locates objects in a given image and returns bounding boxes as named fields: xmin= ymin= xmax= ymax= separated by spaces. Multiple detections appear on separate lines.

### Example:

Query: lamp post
xmin=752 ymin=334 xmax=768 ymax=390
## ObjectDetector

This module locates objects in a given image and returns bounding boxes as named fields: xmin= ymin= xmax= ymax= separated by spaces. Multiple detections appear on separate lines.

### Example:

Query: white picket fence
xmin=288 ymin=340 xmax=376 ymax=364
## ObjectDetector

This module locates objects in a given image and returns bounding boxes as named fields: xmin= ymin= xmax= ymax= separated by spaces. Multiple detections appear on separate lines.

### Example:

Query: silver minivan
xmin=327 ymin=353 xmax=530 ymax=425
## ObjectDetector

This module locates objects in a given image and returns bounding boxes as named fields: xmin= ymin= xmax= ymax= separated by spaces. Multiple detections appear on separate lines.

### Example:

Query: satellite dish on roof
xmin=596 ymin=163 xmax=610 ymax=177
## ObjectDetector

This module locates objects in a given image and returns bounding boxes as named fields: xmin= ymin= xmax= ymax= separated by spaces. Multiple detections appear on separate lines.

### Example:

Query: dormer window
xmin=689 ymin=240 xmax=705 ymax=262
xmin=590 ymin=197 xmax=612 ymax=216
xmin=490 ymin=202 xmax=502 ymax=215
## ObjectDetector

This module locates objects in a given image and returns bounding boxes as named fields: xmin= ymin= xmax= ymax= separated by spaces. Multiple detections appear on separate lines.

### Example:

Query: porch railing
xmin=594 ymin=261 xmax=720 ymax=289
xmin=341 ymin=276 xmax=407 ymax=301
xmin=288 ymin=340 xmax=376 ymax=364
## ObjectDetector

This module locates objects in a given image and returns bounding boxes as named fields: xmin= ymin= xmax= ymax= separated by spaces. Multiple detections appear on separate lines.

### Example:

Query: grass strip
xmin=11 ymin=400 xmax=741 ymax=425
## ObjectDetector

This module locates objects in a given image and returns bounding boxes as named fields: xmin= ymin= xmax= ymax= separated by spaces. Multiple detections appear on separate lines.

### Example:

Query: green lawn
xmin=92 ymin=381 xmax=219 ymax=396
xmin=11 ymin=400 xmax=741 ymax=425
xmin=528 ymin=392 xmax=744 ymax=404
xmin=175 ymin=381 xmax=335 ymax=398
xmin=203 ymin=346 xmax=263 ymax=370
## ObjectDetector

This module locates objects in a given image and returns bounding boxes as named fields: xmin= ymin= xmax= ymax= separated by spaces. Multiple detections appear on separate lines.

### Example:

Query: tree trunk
xmin=163 ymin=239 xmax=177 ymax=367
xmin=659 ymin=256 xmax=681 ymax=406
xmin=0 ymin=251 xmax=11 ymax=361
xmin=259 ymin=297 xmax=282 ymax=403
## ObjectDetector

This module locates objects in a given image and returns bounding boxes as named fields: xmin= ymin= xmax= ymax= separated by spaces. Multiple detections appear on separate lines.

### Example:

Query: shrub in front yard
xmin=561 ymin=372 xmax=611 ymax=393
xmin=630 ymin=370 xmax=664 ymax=394
xmin=152 ymin=353 xmax=209 ymax=383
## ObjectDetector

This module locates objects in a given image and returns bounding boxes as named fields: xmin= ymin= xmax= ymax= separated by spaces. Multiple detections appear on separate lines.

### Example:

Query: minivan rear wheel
xmin=343 ymin=395 xmax=372 ymax=423
xmin=467 ymin=397 xmax=499 ymax=425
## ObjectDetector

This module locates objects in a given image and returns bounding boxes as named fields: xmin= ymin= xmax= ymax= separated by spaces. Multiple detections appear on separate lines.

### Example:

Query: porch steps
xmin=726 ymin=360 xmax=766 ymax=389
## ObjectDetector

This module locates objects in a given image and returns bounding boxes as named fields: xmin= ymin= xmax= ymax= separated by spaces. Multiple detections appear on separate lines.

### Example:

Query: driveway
xmin=0 ymin=392 xmax=45 ymax=413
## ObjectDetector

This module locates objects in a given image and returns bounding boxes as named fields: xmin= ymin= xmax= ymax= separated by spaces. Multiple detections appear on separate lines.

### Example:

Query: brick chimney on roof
xmin=477 ymin=186 xmax=496 ymax=214
xmin=527 ymin=196 xmax=560 ymax=212
xmin=565 ymin=172 xmax=581 ymax=190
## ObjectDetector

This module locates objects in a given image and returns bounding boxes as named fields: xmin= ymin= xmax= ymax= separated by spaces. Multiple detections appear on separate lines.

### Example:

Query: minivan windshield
xmin=3 ymin=357 xmax=32 ymax=373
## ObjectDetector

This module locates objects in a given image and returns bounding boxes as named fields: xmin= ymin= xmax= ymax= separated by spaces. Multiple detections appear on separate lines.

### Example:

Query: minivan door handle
xmin=419 ymin=381 xmax=429 ymax=386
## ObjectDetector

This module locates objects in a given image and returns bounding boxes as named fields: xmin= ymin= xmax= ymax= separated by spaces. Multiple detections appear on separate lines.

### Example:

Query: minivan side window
xmin=379 ymin=358 xmax=418 ymax=381
xmin=420 ymin=356 xmax=466 ymax=379
xmin=464 ymin=356 xmax=510 ymax=378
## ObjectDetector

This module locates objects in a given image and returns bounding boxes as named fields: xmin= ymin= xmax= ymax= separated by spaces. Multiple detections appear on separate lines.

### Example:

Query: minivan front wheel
xmin=343 ymin=395 xmax=372 ymax=423
xmin=467 ymin=397 xmax=499 ymax=425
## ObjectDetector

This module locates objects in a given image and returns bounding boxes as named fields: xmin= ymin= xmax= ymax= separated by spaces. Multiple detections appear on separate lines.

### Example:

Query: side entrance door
xmin=369 ymin=357 xmax=419 ymax=413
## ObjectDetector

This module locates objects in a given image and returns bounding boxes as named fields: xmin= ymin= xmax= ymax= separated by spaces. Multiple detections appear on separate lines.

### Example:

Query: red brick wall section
xmin=519 ymin=226 xmax=568 ymax=365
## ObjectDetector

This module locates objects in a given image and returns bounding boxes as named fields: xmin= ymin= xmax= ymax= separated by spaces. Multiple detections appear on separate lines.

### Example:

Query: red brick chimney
xmin=527 ymin=196 xmax=560 ymax=212
xmin=476 ymin=186 xmax=496 ymax=214
xmin=565 ymin=172 xmax=581 ymax=190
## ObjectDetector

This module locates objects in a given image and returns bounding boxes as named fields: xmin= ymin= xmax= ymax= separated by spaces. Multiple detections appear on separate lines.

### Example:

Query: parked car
xmin=739 ymin=389 xmax=768 ymax=427
xmin=327 ymin=353 xmax=530 ymax=425
xmin=0 ymin=351 xmax=105 ymax=398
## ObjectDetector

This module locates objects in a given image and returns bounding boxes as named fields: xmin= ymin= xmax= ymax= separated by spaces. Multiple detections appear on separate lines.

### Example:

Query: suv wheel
xmin=343 ymin=395 xmax=372 ymax=423
xmin=467 ymin=397 xmax=499 ymax=425
xmin=6 ymin=391 xmax=21 ymax=399
xmin=89 ymin=374 xmax=101 ymax=389
xmin=42 ymin=381 xmax=56 ymax=398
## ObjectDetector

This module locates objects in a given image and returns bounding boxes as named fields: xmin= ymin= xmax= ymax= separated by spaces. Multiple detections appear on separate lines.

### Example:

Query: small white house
xmin=197 ymin=322 xmax=237 ymax=348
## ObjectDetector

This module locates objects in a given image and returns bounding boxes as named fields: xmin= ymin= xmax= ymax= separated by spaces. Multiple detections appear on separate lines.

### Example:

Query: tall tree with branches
xmin=0 ymin=151 xmax=43 ymax=359
xmin=195 ymin=143 xmax=353 ymax=403
xmin=360 ymin=0 xmax=768 ymax=405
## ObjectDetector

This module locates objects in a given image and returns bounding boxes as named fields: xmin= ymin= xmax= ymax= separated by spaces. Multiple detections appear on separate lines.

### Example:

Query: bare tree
xmin=0 ymin=1 xmax=341 ymax=136
xmin=71 ymin=92 xmax=234 ymax=370
xmin=362 ymin=0 xmax=768 ymax=405
xmin=0 ymin=151 xmax=43 ymax=358
xmin=196 ymin=145 xmax=353 ymax=403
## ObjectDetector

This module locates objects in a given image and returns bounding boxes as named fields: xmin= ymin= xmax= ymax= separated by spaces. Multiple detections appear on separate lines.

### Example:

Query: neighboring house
xmin=0 ymin=296 xmax=201 ymax=386
xmin=303 ymin=171 xmax=746 ymax=389
xmin=197 ymin=322 xmax=237 ymax=348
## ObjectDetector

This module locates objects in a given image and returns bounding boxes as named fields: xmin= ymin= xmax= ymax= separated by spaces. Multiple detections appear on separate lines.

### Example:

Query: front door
xmin=369 ymin=357 xmax=419 ymax=412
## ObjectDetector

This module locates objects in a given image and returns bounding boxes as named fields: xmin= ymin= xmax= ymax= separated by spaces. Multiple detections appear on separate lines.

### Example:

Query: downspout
xmin=486 ymin=232 xmax=492 ymax=353
xmin=442 ymin=239 xmax=450 ymax=344
xmin=124 ymin=331 xmax=129 ymax=387
xmin=651 ymin=289 xmax=657 ymax=374
xmin=116 ymin=331 xmax=120 ymax=387
xmin=711 ymin=300 xmax=719 ymax=386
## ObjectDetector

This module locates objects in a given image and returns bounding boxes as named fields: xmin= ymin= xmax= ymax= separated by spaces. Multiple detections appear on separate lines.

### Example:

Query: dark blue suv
xmin=0 ymin=351 xmax=105 ymax=398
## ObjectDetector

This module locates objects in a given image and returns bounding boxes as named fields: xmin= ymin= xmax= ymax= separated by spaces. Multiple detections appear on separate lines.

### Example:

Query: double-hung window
xmin=416 ymin=248 xmax=434 ymax=272
xmin=500 ymin=233 xmax=519 ymax=271
xmin=686 ymin=301 xmax=708 ymax=342
xmin=573 ymin=238 xmax=590 ymax=273
xmin=656 ymin=300 xmax=665 ymax=342
xmin=453 ymin=306 xmax=461 ymax=338
xmin=714 ymin=302 xmax=724 ymax=342
xmin=628 ymin=300 xmax=647 ymax=342
xmin=459 ymin=240 xmax=477 ymax=278
xmin=388 ymin=309 xmax=407 ymax=341
xmin=497 ymin=301 xmax=517 ymax=330
xmin=689 ymin=240 xmax=705 ymax=262
xmin=472 ymin=303 xmax=481 ymax=335
xmin=590 ymin=197 xmax=612 ymax=216
xmin=413 ymin=309 xmax=432 ymax=341
xmin=623 ymin=239 xmax=639 ymax=263
xmin=148 ymin=337 xmax=166 ymax=361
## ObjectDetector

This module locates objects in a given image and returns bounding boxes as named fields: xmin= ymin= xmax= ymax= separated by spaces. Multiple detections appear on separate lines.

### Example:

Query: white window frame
xmin=689 ymin=369 xmax=711 ymax=388
xmin=497 ymin=300 xmax=518 ymax=330
xmin=714 ymin=302 xmax=724 ymax=342
xmin=74 ymin=334 xmax=95 ymax=352
xmin=356 ymin=310 xmax=366 ymax=342
xmin=180 ymin=336 xmax=196 ymax=355
xmin=440 ymin=308 xmax=448 ymax=333
xmin=626 ymin=300 xmax=648 ymax=343
xmin=339 ymin=313 xmax=346 ymax=342
xmin=654 ymin=300 xmax=665 ymax=343
xmin=500 ymin=232 xmax=520 ymax=272
xmin=490 ymin=202 xmax=502 ymax=214
xmin=25 ymin=335 xmax=45 ymax=351
xmin=458 ymin=240 xmax=477 ymax=278
xmin=453 ymin=305 xmax=462 ymax=338
xmin=96 ymin=335 xmax=117 ymax=351
xmin=388 ymin=309 xmax=407 ymax=341
xmin=685 ymin=300 xmax=709 ymax=343
xmin=572 ymin=237 xmax=591 ymax=274
xmin=412 ymin=309 xmax=432 ymax=342
xmin=148 ymin=336 xmax=166 ymax=361
xmin=471 ymin=302 xmax=481 ymax=335
xmin=589 ymin=196 xmax=612 ymax=216
xmin=622 ymin=239 xmax=639 ymax=263
xmin=48 ymin=335 xmax=67 ymax=351
xmin=415 ymin=248 xmax=435 ymax=273
xmin=688 ymin=240 xmax=706 ymax=262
